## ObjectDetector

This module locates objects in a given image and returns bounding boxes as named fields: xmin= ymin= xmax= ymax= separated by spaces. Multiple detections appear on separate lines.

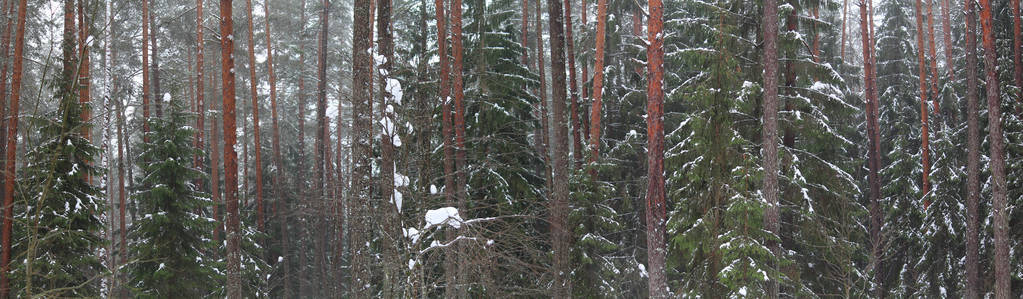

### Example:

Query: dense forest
xmin=0 ymin=0 xmax=1019 ymax=297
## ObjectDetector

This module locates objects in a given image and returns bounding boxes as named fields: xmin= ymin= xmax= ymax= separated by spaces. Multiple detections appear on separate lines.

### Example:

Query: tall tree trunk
xmin=841 ymin=0 xmax=847 ymax=60
xmin=563 ymin=0 xmax=581 ymax=166
xmin=762 ymin=0 xmax=780 ymax=296
xmin=212 ymin=111 xmax=222 ymax=244
xmin=536 ymin=0 xmax=550 ymax=188
xmin=142 ymin=0 xmax=150 ymax=140
xmin=219 ymin=0 xmax=242 ymax=296
xmin=62 ymin=0 xmax=75 ymax=94
xmin=351 ymin=0 xmax=374 ymax=291
xmin=262 ymin=0 xmax=287 ymax=294
xmin=0 ymin=0 xmax=14 ymax=204
xmin=940 ymin=0 xmax=953 ymax=80
xmin=315 ymin=0 xmax=327 ymax=216
xmin=376 ymin=0 xmax=399 ymax=292
xmin=196 ymin=0 xmax=206 ymax=185
xmin=78 ymin=0 xmax=90 ymax=138
xmin=860 ymin=0 xmax=883 ymax=297
xmin=963 ymin=0 xmax=980 ymax=296
xmin=434 ymin=0 xmax=459 ymax=294
xmin=546 ymin=0 xmax=572 ymax=293
xmin=978 ymin=0 xmax=1010 ymax=296
xmin=588 ymin=0 xmax=606 ymax=165
xmin=150 ymin=3 xmax=162 ymax=118
xmin=645 ymin=0 xmax=666 ymax=296
xmin=0 ymin=0 xmax=25 ymax=295
xmin=450 ymin=0 xmax=469 ymax=293
xmin=914 ymin=0 xmax=931 ymax=199
xmin=1014 ymin=0 xmax=1022 ymax=106
xmin=245 ymin=0 xmax=265 ymax=232
xmin=926 ymin=0 xmax=939 ymax=113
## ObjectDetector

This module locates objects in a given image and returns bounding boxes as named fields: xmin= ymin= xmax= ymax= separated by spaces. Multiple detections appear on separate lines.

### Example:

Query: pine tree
xmin=127 ymin=103 xmax=221 ymax=298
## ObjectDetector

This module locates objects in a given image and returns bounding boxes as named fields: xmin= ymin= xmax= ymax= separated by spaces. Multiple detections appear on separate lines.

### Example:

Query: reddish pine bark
xmin=940 ymin=0 xmax=953 ymax=81
xmin=978 ymin=0 xmax=1010 ymax=296
xmin=150 ymin=4 xmax=162 ymax=118
xmin=0 ymin=0 xmax=26 ymax=295
xmin=761 ymin=0 xmax=780 ymax=296
xmin=434 ymin=0 xmax=458 ymax=293
xmin=645 ymin=0 xmax=666 ymax=295
xmin=219 ymin=0 xmax=242 ymax=296
xmin=546 ymin=0 xmax=572 ymax=293
xmin=860 ymin=0 xmax=883 ymax=296
xmin=963 ymin=0 xmax=980 ymax=296
xmin=926 ymin=0 xmax=939 ymax=113
xmin=588 ymin=0 xmax=606 ymax=165
xmin=451 ymin=0 xmax=469 ymax=291
xmin=245 ymin=0 xmax=265 ymax=232
xmin=78 ymin=0 xmax=89 ymax=138
xmin=262 ymin=0 xmax=287 ymax=292
xmin=914 ymin=0 xmax=931 ymax=199
xmin=142 ymin=0 xmax=150 ymax=140
xmin=841 ymin=0 xmax=847 ymax=60
xmin=0 ymin=0 xmax=14 ymax=183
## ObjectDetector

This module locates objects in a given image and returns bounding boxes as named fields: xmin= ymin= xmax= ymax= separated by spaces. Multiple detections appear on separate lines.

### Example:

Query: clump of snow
xmin=430 ymin=185 xmax=438 ymax=194
xmin=425 ymin=207 xmax=462 ymax=229
xmin=163 ymin=93 xmax=171 ymax=102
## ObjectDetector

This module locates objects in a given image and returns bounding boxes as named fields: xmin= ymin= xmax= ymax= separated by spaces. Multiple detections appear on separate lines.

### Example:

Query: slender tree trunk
xmin=0 ymin=0 xmax=26 ymax=295
xmin=545 ymin=0 xmax=573 ymax=293
xmin=375 ymin=0 xmax=400 ymax=291
xmin=563 ymin=0 xmax=581 ymax=166
xmin=262 ymin=0 xmax=288 ymax=293
xmin=926 ymin=0 xmax=939 ymax=114
xmin=762 ymin=0 xmax=780 ymax=296
xmin=62 ymin=0 xmax=75 ymax=93
xmin=841 ymin=0 xmax=847 ymax=60
xmin=1014 ymin=0 xmax=1022 ymax=108
xmin=245 ymin=0 xmax=265 ymax=232
xmin=859 ymin=1 xmax=883 ymax=297
xmin=142 ymin=0 xmax=150 ymax=140
xmin=588 ymin=0 xmax=606 ymax=166
xmin=645 ymin=0 xmax=666 ymax=296
xmin=940 ymin=0 xmax=953 ymax=80
xmin=212 ymin=111 xmax=222 ymax=244
xmin=914 ymin=0 xmax=931 ymax=199
xmin=315 ymin=0 xmax=327 ymax=215
xmin=195 ymin=0 xmax=206 ymax=184
xmin=434 ymin=0 xmax=458 ymax=294
xmin=219 ymin=0 xmax=242 ymax=296
xmin=450 ymin=0 xmax=469 ymax=293
xmin=78 ymin=0 xmax=90 ymax=138
xmin=963 ymin=0 xmax=980 ymax=297
xmin=351 ymin=0 xmax=374 ymax=291
xmin=0 ymin=0 xmax=14 ymax=202
xmin=978 ymin=0 xmax=1010 ymax=296
xmin=150 ymin=3 xmax=162 ymax=118
xmin=536 ymin=0 xmax=550 ymax=187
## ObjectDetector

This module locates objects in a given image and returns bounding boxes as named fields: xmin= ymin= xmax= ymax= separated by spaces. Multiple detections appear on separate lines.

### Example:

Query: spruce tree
xmin=127 ymin=103 xmax=221 ymax=297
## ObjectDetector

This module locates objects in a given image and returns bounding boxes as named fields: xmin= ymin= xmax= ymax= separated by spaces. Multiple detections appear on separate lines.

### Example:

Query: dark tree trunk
xmin=546 ymin=0 xmax=572 ymax=293
xmin=761 ymin=0 xmax=780 ymax=296
xmin=142 ymin=0 xmax=150 ymax=140
xmin=859 ymin=0 xmax=883 ymax=296
xmin=245 ymin=0 xmax=265 ymax=232
xmin=963 ymin=0 xmax=980 ymax=297
xmin=351 ymin=0 xmax=374 ymax=292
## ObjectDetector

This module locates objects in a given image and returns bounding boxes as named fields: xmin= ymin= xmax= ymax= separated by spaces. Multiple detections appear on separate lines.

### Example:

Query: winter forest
xmin=0 ymin=0 xmax=1019 ymax=295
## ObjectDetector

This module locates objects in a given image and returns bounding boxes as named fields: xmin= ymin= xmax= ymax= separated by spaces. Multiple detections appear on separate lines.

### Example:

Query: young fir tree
xmin=874 ymin=0 xmax=926 ymax=294
xmin=662 ymin=0 xmax=783 ymax=296
xmin=127 ymin=102 xmax=221 ymax=297
xmin=12 ymin=69 xmax=105 ymax=297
